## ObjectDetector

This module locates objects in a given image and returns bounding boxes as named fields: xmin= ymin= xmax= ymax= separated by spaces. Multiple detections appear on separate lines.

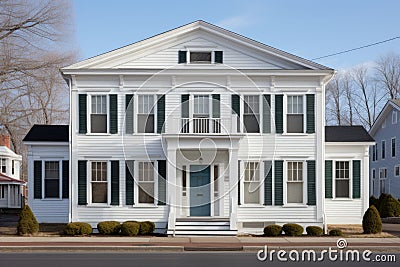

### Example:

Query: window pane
xmin=45 ymin=180 xmax=59 ymax=198
xmin=287 ymin=182 xmax=303 ymax=203
xmin=244 ymin=114 xmax=260 ymax=133
xmin=190 ymin=52 xmax=211 ymax=63
xmin=244 ymin=182 xmax=260 ymax=204
xmin=92 ymin=183 xmax=107 ymax=203
xmin=335 ymin=180 xmax=349 ymax=198
xmin=138 ymin=95 xmax=154 ymax=114
xmin=287 ymin=114 xmax=304 ymax=133
xmin=91 ymin=114 xmax=107 ymax=133
xmin=139 ymin=183 xmax=154 ymax=203
xmin=137 ymin=114 xmax=154 ymax=133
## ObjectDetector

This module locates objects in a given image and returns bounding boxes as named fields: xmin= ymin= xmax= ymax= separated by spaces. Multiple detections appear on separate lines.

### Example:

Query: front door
xmin=190 ymin=165 xmax=211 ymax=216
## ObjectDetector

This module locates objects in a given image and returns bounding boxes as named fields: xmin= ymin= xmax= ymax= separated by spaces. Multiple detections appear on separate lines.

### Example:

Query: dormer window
xmin=190 ymin=52 xmax=211 ymax=63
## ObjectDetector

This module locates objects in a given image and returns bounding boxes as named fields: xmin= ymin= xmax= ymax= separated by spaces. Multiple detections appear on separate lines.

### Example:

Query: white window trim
xmin=371 ymin=168 xmax=376 ymax=179
xmin=135 ymin=94 xmax=157 ymax=134
xmin=392 ymin=110 xmax=398 ymax=124
xmin=379 ymin=167 xmax=387 ymax=179
xmin=87 ymin=93 xmax=110 ymax=135
xmin=134 ymin=161 xmax=158 ymax=206
xmin=0 ymin=158 xmax=6 ymax=175
xmin=240 ymin=94 xmax=262 ymax=135
xmin=283 ymin=94 xmax=306 ymax=135
xmin=394 ymin=165 xmax=400 ymax=177
xmin=283 ymin=160 xmax=307 ymax=206
xmin=240 ymin=161 xmax=264 ymax=206
xmin=0 ymin=185 xmax=6 ymax=199
xmin=41 ymin=159 xmax=63 ymax=200
xmin=381 ymin=140 xmax=386 ymax=160
xmin=185 ymin=47 xmax=217 ymax=64
xmin=88 ymin=161 xmax=110 ymax=206
xmin=332 ymin=160 xmax=353 ymax=200
xmin=391 ymin=137 xmax=396 ymax=158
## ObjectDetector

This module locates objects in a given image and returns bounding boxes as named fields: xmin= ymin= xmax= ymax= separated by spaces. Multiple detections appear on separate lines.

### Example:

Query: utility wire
xmin=312 ymin=36 xmax=400 ymax=60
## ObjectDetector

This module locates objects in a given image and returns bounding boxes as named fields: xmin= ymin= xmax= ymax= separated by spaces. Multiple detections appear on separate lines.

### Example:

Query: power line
xmin=312 ymin=36 xmax=400 ymax=60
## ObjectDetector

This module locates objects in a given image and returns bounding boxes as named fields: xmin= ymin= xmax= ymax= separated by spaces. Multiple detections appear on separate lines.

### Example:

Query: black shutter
xmin=109 ymin=94 xmax=118 ymax=134
xmin=231 ymin=94 xmax=240 ymax=115
xmin=214 ymin=51 xmax=223 ymax=63
xmin=264 ymin=161 xmax=272 ymax=205
xmin=325 ymin=160 xmax=333 ymax=198
xmin=181 ymin=94 xmax=189 ymax=118
xmin=78 ymin=94 xmax=87 ymax=134
xmin=212 ymin=94 xmax=220 ymax=118
xmin=111 ymin=161 xmax=119 ymax=205
xmin=158 ymin=160 xmax=167 ymax=205
xmin=125 ymin=94 xmax=134 ymax=134
xmin=306 ymin=94 xmax=315 ymax=134
xmin=157 ymin=95 xmax=165 ymax=134
xmin=307 ymin=160 xmax=316 ymax=205
xmin=353 ymin=160 xmax=361 ymax=199
xmin=178 ymin=50 xmax=187 ymax=63
xmin=274 ymin=160 xmax=283 ymax=205
xmin=33 ymin=161 xmax=42 ymax=199
xmin=125 ymin=160 xmax=134 ymax=205
xmin=263 ymin=94 xmax=271 ymax=133
xmin=78 ymin=160 xmax=87 ymax=205
xmin=275 ymin=95 xmax=283 ymax=134
xmin=62 ymin=160 xmax=69 ymax=199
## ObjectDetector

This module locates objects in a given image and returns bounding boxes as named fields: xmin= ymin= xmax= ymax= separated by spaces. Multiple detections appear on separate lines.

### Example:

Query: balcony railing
xmin=181 ymin=118 xmax=223 ymax=134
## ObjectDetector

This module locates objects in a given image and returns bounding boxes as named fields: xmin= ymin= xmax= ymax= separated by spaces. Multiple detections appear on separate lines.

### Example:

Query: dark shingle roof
xmin=23 ymin=125 xmax=69 ymax=142
xmin=325 ymin=126 xmax=374 ymax=142
xmin=0 ymin=173 xmax=25 ymax=184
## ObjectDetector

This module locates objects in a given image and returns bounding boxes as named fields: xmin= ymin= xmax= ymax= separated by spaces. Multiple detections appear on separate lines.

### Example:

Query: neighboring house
xmin=0 ymin=135 xmax=24 ymax=209
xmin=369 ymin=99 xmax=400 ymax=199
xmin=23 ymin=125 xmax=69 ymax=222
xmin=24 ymin=21 xmax=374 ymax=235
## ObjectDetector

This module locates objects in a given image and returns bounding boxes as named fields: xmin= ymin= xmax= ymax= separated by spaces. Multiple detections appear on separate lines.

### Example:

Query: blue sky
xmin=72 ymin=0 xmax=400 ymax=70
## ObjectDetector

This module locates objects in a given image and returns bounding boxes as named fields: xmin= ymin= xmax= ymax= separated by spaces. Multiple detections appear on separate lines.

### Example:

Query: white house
xmin=24 ymin=21 xmax=374 ymax=235
xmin=0 ymin=135 xmax=24 ymax=209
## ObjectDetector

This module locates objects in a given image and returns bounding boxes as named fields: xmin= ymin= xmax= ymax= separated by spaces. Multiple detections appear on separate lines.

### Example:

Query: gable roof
xmin=61 ymin=20 xmax=332 ymax=72
xmin=0 ymin=146 xmax=21 ymax=160
xmin=325 ymin=126 xmax=374 ymax=142
xmin=23 ymin=125 xmax=69 ymax=142
xmin=369 ymin=99 xmax=400 ymax=136
xmin=0 ymin=173 xmax=25 ymax=184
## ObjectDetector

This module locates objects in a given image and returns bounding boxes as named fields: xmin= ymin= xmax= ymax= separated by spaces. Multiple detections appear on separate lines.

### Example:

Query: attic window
xmin=190 ymin=52 xmax=211 ymax=63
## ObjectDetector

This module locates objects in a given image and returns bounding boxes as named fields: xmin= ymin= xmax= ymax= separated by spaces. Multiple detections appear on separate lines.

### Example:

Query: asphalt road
xmin=0 ymin=253 xmax=397 ymax=267
xmin=383 ymin=223 xmax=400 ymax=237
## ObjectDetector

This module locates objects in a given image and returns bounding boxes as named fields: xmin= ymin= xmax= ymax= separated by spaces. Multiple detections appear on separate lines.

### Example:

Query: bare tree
xmin=326 ymin=73 xmax=344 ymax=125
xmin=375 ymin=53 xmax=400 ymax=99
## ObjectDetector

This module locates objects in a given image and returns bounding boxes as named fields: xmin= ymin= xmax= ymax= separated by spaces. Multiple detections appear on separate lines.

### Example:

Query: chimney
xmin=0 ymin=135 xmax=11 ymax=149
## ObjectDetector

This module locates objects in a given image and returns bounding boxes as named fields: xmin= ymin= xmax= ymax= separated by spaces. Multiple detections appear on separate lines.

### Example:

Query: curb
xmin=0 ymin=246 xmax=184 ymax=252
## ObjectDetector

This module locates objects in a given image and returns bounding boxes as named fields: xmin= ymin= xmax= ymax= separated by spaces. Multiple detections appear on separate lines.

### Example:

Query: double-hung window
xmin=91 ymin=161 xmax=108 ymax=204
xmin=243 ymin=162 xmax=260 ymax=204
xmin=382 ymin=140 xmax=386 ymax=159
xmin=394 ymin=165 xmax=400 ymax=177
xmin=0 ymin=158 xmax=6 ymax=174
xmin=44 ymin=161 xmax=60 ymax=198
xmin=287 ymin=95 xmax=304 ymax=133
xmin=243 ymin=95 xmax=260 ymax=133
xmin=379 ymin=168 xmax=387 ymax=194
xmin=0 ymin=185 xmax=5 ymax=199
xmin=138 ymin=95 xmax=155 ymax=133
xmin=393 ymin=111 xmax=398 ymax=124
xmin=193 ymin=95 xmax=210 ymax=133
xmin=287 ymin=161 xmax=303 ymax=203
xmin=392 ymin=138 xmax=396 ymax=157
xmin=335 ymin=161 xmax=350 ymax=198
xmin=91 ymin=95 xmax=107 ymax=133
xmin=138 ymin=162 xmax=155 ymax=204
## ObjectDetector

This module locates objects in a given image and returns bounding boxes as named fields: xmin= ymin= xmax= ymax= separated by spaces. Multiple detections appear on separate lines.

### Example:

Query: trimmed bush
xmin=362 ymin=205 xmax=382 ymax=234
xmin=139 ymin=221 xmax=155 ymax=235
xmin=369 ymin=196 xmax=378 ymax=208
xmin=97 ymin=221 xmax=121 ymax=235
xmin=306 ymin=226 xmax=323 ymax=236
xmin=63 ymin=222 xmax=92 ymax=236
xmin=329 ymin=229 xmax=343 ymax=236
xmin=378 ymin=194 xmax=400 ymax=218
xmin=282 ymin=223 xmax=303 ymax=236
xmin=121 ymin=221 xmax=140 ymax=236
xmin=263 ymin=225 xmax=282 ymax=237
xmin=17 ymin=205 xmax=39 ymax=235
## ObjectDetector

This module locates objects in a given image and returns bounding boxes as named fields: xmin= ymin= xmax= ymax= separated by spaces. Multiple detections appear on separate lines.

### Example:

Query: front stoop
xmin=167 ymin=218 xmax=237 ymax=236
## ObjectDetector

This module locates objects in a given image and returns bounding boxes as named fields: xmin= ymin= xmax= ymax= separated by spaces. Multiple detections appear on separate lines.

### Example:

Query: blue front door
xmin=190 ymin=165 xmax=211 ymax=216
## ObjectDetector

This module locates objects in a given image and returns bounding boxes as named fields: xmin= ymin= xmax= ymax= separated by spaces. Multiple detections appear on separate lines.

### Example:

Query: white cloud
xmin=216 ymin=15 xmax=255 ymax=30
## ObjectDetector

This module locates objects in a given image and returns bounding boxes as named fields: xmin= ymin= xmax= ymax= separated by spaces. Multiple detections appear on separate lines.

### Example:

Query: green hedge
xmin=378 ymin=194 xmax=400 ymax=218
xmin=363 ymin=205 xmax=382 ymax=234
xmin=329 ymin=229 xmax=343 ymax=236
xmin=64 ymin=222 xmax=92 ymax=236
xmin=17 ymin=205 xmax=39 ymax=235
xmin=282 ymin=223 xmax=303 ymax=236
xmin=121 ymin=221 xmax=140 ymax=236
xmin=97 ymin=221 xmax=121 ymax=235
xmin=263 ymin=225 xmax=282 ymax=237
xmin=139 ymin=221 xmax=155 ymax=235
xmin=306 ymin=226 xmax=323 ymax=236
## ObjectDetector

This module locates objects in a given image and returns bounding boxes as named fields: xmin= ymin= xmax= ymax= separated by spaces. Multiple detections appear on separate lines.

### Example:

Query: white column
xmin=229 ymin=148 xmax=239 ymax=230
xmin=362 ymin=147 xmax=370 ymax=213
xmin=167 ymin=148 xmax=177 ymax=231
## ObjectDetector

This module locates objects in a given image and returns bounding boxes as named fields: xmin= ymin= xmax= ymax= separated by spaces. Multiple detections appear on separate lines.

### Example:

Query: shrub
xmin=121 ymin=221 xmax=140 ymax=236
xmin=282 ymin=223 xmax=303 ymax=236
xmin=17 ymin=205 xmax=39 ymax=235
xmin=97 ymin=221 xmax=121 ymax=235
xmin=369 ymin=196 xmax=378 ymax=208
xmin=263 ymin=225 xmax=282 ymax=237
xmin=379 ymin=194 xmax=400 ymax=218
xmin=362 ymin=205 xmax=382 ymax=234
xmin=139 ymin=221 xmax=155 ymax=235
xmin=306 ymin=226 xmax=323 ymax=236
xmin=329 ymin=229 xmax=343 ymax=236
xmin=63 ymin=222 xmax=92 ymax=236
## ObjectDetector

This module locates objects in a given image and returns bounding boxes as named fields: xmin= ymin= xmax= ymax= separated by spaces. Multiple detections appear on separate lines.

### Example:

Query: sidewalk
xmin=0 ymin=236 xmax=400 ymax=252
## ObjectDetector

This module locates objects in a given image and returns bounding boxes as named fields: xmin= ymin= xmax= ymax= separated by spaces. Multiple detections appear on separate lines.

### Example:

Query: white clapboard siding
xmin=31 ymin=200 xmax=69 ymax=223
xmin=238 ymin=206 xmax=317 ymax=222
xmin=325 ymin=199 xmax=363 ymax=224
